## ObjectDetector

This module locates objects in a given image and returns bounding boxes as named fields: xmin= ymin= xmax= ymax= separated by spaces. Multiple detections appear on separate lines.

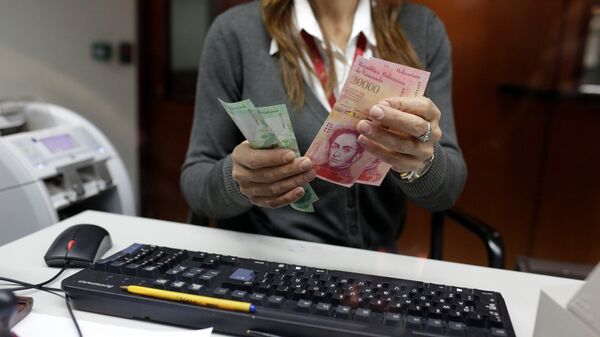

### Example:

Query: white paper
xmin=13 ymin=312 xmax=213 ymax=337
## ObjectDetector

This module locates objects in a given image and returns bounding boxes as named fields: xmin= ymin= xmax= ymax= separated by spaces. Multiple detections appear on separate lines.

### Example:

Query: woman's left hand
xmin=356 ymin=96 xmax=442 ymax=173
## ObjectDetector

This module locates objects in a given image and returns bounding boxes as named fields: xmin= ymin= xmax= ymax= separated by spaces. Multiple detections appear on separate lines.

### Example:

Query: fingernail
xmin=357 ymin=121 xmax=372 ymax=135
xmin=295 ymin=188 xmax=305 ymax=198
xmin=299 ymin=158 xmax=312 ymax=171
xmin=358 ymin=135 xmax=369 ymax=145
xmin=379 ymin=100 xmax=391 ymax=107
xmin=304 ymin=170 xmax=316 ymax=182
xmin=370 ymin=105 xmax=384 ymax=119
xmin=283 ymin=151 xmax=296 ymax=163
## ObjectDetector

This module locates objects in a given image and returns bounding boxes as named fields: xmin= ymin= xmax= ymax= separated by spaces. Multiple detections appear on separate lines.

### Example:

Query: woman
xmin=181 ymin=0 xmax=466 ymax=250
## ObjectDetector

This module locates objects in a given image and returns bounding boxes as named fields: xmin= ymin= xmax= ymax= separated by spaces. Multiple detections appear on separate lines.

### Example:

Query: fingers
xmin=250 ymin=187 xmax=306 ymax=209
xmin=379 ymin=96 xmax=441 ymax=122
xmin=232 ymin=141 xmax=297 ymax=170
xmin=357 ymin=135 xmax=425 ymax=173
xmin=234 ymin=156 xmax=314 ymax=184
xmin=368 ymin=104 xmax=432 ymax=138
xmin=356 ymin=120 xmax=434 ymax=159
xmin=240 ymin=170 xmax=316 ymax=197
xmin=231 ymin=141 xmax=316 ymax=209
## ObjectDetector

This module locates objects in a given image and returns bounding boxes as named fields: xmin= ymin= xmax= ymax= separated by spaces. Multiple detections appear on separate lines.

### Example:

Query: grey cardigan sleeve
xmin=392 ymin=12 xmax=467 ymax=211
xmin=180 ymin=17 xmax=253 ymax=218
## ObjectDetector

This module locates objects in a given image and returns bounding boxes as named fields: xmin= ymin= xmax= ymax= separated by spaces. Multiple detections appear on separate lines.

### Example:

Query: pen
xmin=120 ymin=285 xmax=256 ymax=313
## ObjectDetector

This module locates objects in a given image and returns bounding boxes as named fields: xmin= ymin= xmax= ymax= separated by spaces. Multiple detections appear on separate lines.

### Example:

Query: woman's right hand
xmin=232 ymin=141 xmax=316 ymax=208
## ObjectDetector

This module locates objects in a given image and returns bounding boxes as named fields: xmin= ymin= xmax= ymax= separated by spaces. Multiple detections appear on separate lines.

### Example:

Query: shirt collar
xmin=269 ymin=0 xmax=377 ymax=56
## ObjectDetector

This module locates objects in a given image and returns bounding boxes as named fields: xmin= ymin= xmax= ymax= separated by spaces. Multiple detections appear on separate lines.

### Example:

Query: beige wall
xmin=0 ymin=0 xmax=138 ymax=203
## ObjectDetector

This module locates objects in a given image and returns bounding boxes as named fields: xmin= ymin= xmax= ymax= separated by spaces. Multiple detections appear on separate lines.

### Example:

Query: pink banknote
xmin=306 ymin=56 xmax=430 ymax=187
xmin=305 ymin=110 xmax=374 ymax=187
xmin=354 ymin=58 xmax=430 ymax=185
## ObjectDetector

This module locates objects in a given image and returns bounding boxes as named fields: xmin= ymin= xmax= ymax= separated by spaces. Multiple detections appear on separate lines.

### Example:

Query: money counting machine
xmin=0 ymin=101 xmax=135 ymax=245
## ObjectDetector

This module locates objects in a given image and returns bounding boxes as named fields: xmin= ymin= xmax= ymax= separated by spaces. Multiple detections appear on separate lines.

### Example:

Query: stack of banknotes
xmin=219 ymin=56 xmax=430 ymax=211
xmin=218 ymin=98 xmax=319 ymax=213
xmin=305 ymin=56 xmax=431 ymax=187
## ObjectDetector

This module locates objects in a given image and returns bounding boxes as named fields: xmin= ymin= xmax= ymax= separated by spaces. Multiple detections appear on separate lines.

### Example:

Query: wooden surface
xmin=400 ymin=0 xmax=600 ymax=267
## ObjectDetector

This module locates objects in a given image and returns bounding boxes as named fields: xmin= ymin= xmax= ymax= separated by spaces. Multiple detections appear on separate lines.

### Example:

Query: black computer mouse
xmin=44 ymin=224 xmax=112 ymax=268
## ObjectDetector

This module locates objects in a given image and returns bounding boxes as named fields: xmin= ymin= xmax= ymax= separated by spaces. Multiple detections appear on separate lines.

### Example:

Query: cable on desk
xmin=0 ymin=261 xmax=83 ymax=337
xmin=2 ymin=263 xmax=70 ymax=292
xmin=65 ymin=294 xmax=82 ymax=337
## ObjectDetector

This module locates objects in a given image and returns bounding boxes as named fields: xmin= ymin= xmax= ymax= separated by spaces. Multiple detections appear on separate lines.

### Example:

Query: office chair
xmin=189 ymin=207 xmax=506 ymax=269
xmin=430 ymin=208 xmax=505 ymax=269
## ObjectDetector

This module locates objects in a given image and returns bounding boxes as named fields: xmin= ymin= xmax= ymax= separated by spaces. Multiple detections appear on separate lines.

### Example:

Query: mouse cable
xmin=0 ymin=261 xmax=83 ymax=337
xmin=65 ymin=294 xmax=83 ymax=337
xmin=0 ymin=280 xmax=82 ymax=337
xmin=0 ymin=277 xmax=63 ymax=297
xmin=1 ymin=263 xmax=70 ymax=292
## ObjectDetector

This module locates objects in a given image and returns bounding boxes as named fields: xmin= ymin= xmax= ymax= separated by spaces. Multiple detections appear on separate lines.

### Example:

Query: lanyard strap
xmin=301 ymin=30 xmax=367 ymax=108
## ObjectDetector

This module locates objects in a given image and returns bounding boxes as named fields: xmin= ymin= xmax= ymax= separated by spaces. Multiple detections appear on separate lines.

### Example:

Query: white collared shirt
xmin=269 ymin=0 xmax=377 ymax=110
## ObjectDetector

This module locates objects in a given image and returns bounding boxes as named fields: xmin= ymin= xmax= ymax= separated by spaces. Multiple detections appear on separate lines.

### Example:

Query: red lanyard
xmin=301 ymin=30 xmax=367 ymax=108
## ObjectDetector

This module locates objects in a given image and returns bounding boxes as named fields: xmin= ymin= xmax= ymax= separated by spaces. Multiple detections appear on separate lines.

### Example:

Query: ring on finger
xmin=417 ymin=122 xmax=432 ymax=143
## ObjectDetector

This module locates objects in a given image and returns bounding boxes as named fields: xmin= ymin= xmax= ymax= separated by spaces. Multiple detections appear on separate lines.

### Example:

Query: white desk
xmin=0 ymin=211 xmax=583 ymax=336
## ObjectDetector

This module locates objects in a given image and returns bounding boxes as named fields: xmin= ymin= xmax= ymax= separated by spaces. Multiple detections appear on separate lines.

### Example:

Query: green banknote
xmin=217 ymin=98 xmax=278 ymax=148
xmin=252 ymin=105 xmax=319 ymax=212
xmin=218 ymin=99 xmax=318 ymax=212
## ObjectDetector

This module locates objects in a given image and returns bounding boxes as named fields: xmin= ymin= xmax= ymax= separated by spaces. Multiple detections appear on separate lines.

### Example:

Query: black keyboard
xmin=62 ymin=243 xmax=515 ymax=337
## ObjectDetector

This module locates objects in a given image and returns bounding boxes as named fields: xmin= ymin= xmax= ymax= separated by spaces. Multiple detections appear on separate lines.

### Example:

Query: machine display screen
xmin=40 ymin=134 xmax=78 ymax=153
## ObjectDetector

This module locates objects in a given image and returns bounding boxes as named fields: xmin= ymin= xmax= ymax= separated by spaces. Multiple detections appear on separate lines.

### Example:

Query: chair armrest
xmin=430 ymin=208 xmax=506 ymax=269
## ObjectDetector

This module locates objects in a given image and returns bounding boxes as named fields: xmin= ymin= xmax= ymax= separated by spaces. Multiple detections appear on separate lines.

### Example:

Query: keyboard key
xmin=124 ymin=263 xmax=141 ymax=276
xmin=491 ymin=328 xmax=508 ymax=336
xmin=334 ymin=305 xmax=351 ymax=319
xmin=107 ymin=261 xmax=127 ymax=274
xmin=426 ymin=318 xmax=444 ymax=334
xmin=428 ymin=307 xmax=443 ymax=319
xmin=488 ymin=315 xmax=504 ymax=328
xmin=267 ymin=295 xmax=285 ymax=309
xmin=315 ymin=302 xmax=331 ymax=316
xmin=231 ymin=290 xmax=248 ymax=300
xmin=451 ymin=286 xmax=474 ymax=295
xmin=169 ymin=281 xmax=186 ymax=291
xmin=186 ymin=283 xmax=204 ymax=294
xmin=384 ymin=312 xmax=401 ymax=327
xmin=229 ymin=268 xmax=255 ymax=281
xmin=387 ymin=300 xmax=404 ymax=313
xmin=448 ymin=310 xmax=464 ymax=322
xmin=139 ymin=266 xmax=160 ymax=278
xmin=249 ymin=293 xmax=266 ymax=306
xmin=465 ymin=328 xmax=487 ymax=337
xmin=198 ymin=271 xmax=220 ymax=286
xmin=365 ymin=297 xmax=383 ymax=312
xmin=153 ymin=278 xmax=169 ymax=289
xmin=465 ymin=312 xmax=486 ymax=328
xmin=312 ymin=291 xmax=329 ymax=303
xmin=223 ymin=279 xmax=255 ymax=292
xmin=330 ymin=293 xmax=345 ymax=306
xmin=405 ymin=315 xmax=423 ymax=330
xmin=166 ymin=267 xmax=186 ymax=280
xmin=275 ymin=285 xmax=291 ymax=298
xmin=448 ymin=321 xmax=466 ymax=336
xmin=407 ymin=304 xmax=424 ymax=316
xmin=221 ymin=256 xmax=237 ymax=265
xmin=293 ymin=288 xmax=309 ymax=300
xmin=181 ymin=268 xmax=204 ymax=283
xmin=213 ymin=287 xmax=230 ymax=299
xmin=354 ymin=308 xmax=371 ymax=322
xmin=295 ymin=300 xmax=312 ymax=313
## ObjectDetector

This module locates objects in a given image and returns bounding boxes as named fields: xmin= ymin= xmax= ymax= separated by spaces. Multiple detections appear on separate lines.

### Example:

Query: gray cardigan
xmin=181 ymin=1 xmax=466 ymax=250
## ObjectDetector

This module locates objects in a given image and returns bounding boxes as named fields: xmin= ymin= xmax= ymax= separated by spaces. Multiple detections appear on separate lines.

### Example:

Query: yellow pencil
xmin=121 ymin=285 xmax=256 ymax=313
